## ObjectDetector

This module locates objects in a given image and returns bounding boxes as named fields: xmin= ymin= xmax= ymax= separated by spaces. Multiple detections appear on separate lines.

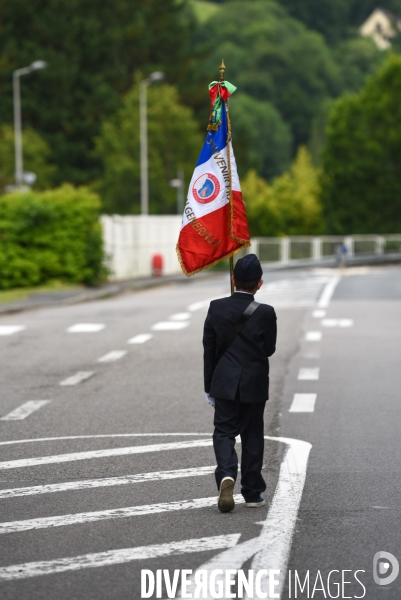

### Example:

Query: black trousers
xmin=213 ymin=394 xmax=266 ymax=503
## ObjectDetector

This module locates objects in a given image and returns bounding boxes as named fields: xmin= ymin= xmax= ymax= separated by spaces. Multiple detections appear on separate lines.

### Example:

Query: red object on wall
xmin=152 ymin=253 xmax=164 ymax=277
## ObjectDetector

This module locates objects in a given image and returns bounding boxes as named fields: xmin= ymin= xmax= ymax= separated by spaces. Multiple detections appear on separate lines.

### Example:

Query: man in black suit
xmin=203 ymin=254 xmax=277 ymax=512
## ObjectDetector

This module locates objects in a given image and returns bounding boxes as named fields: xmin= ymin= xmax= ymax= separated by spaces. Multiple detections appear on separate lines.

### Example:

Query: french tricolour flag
xmin=176 ymin=99 xmax=250 ymax=276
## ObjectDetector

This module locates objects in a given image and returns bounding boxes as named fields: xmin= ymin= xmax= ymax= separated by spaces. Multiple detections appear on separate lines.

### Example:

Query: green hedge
xmin=0 ymin=184 xmax=107 ymax=289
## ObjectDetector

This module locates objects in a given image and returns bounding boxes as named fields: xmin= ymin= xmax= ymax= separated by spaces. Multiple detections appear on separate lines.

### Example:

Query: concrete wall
xmin=101 ymin=215 xmax=182 ymax=280
xmin=101 ymin=215 xmax=401 ymax=280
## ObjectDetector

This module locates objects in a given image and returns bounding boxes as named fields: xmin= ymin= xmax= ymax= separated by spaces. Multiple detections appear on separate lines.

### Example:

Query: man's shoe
xmin=218 ymin=477 xmax=235 ymax=513
xmin=245 ymin=497 xmax=266 ymax=508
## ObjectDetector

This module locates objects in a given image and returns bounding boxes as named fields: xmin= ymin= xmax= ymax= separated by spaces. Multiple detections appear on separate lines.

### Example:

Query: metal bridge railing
xmin=249 ymin=235 xmax=401 ymax=265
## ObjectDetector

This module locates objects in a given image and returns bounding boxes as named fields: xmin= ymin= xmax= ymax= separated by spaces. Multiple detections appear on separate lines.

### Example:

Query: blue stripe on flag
xmin=196 ymin=104 xmax=228 ymax=167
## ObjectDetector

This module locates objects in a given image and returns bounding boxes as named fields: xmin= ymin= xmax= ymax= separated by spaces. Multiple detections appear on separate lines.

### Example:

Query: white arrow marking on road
xmin=97 ymin=350 xmax=127 ymax=362
xmin=152 ymin=321 xmax=189 ymax=331
xmin=289 ymin=394 xmax=317 ymax=413
xmin=127 ymin=333 xmax=153 ymax=344
xmin=172 ymin=436 xmax=312 ymax=600
xmin=297 ymin=367 xmax=320 ymax=381
xmin=0 ymin=325 xmax=25 ymax=336
xmin=0 ymin=401 xmax=51 ymax=421
xmin=0 ymin=439 xmax=213 ymax=470
xmin=317 ymin=277 xmax=340 ymax=308
xmin=312 ymin=309 xmax=326 ymax=318
xmin=0 ymin=534 xmax=241 ymax=581
xmin=305 ymin=331 xmax=322 ymax=341
xmin=60 ymin=371 xmax=94 ymax=386
xmin=0 ymin=495 xmax=244 ymax=535
xmin=0 ymin=466 xmax=216 ymax=499
xmin=67 ymin=323 xmax=105 ymax=333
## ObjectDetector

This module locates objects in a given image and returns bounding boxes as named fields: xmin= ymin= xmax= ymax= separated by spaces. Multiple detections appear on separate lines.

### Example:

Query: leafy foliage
xmin=0 ymin=185 xmax=107 ymax=289
xmin=321 ymin=55 xmax=401 ymax=234
xmin=230 ymin=93 xmax=292 ymax=180
xmin=0 ymin=0 xmax=195 ymax=186
xmin=0 ymin=125 xmax=55 ymax=192
xmin=94 ymin=80 xmax=202 ymax=215
xmin=281 ymin=0 xmax=401 ymax=45
xmin=243 ymin=147 xmax=323 ymax=236
xmin=197 ymin=1 xmax=340 ymax=150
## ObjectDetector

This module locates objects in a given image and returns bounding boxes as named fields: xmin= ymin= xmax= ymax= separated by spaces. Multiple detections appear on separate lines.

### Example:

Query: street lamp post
xmin=140 ymin=71 xmax=165 ymax=215
xmin=13 ymin=60 xmax=47 ymax=188
xmin=169 ymin=169 xmax=185 ymax=214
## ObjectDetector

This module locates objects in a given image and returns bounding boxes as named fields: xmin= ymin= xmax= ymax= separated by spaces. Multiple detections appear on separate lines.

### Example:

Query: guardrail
xmin=250 ymin=235 xmax=401 ymax=265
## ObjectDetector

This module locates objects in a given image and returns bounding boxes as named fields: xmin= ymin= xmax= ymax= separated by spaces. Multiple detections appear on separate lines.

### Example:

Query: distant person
xmin=340 ymin=243 xmax=348 ymax=267
xmin=203 ymin=254 xmax=277 ymax=512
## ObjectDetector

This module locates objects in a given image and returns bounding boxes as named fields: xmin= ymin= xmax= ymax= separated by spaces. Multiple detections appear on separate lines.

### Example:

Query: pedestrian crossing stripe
xmin=0 ymin=534 xmax=241 ymax=581
xmin=0 ymin=434 xmax=312 ymax=595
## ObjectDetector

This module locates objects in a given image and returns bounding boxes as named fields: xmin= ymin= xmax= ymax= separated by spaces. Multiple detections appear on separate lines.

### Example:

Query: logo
xmin=373 ymin=551 xmax=399 ymax=586
xmin=192 ymin=173 xmax=220 ymax=204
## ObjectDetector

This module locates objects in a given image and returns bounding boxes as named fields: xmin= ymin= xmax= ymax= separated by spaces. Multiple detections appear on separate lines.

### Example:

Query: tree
xmin=241 ymin=170 xmax=282 ymax=237
xmin=334 ymin=38 xmax=385 ymax=93
xmin=281 ymin=0 xmax=401 ymax=45
xmin=243 ymin=147 xmax=323 ymax=236
xmin=197 ymin=1 xmax=340 ymax=150
xmin=0 ymin=0 xmax=196 ymax=186
xmin=230 ymin=93 xmax=292 ymax=180
xmin=0 ymin=125 xmax=55 ymax=192
xmin=280 ymin=0 xmax=350 ymax=45
xmin=321 ymin=55 xmax=401 ymax=234
xmin=94 ymin=80 xmax=202 ymax=215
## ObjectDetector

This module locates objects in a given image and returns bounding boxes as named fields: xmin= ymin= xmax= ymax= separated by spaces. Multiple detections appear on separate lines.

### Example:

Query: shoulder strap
xmin=215 ymin=300 xmax=260 ymax=365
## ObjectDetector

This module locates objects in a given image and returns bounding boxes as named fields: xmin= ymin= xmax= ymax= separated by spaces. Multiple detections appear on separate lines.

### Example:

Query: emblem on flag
xmin=193 ymin=173 xmax=220 ymax=204
xmin=177 ymin=73 xmax=250 ymax=277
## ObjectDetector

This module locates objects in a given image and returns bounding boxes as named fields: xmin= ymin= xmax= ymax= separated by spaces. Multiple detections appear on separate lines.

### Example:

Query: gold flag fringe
xmin=176 ymin=241 xmax=251 ymax=278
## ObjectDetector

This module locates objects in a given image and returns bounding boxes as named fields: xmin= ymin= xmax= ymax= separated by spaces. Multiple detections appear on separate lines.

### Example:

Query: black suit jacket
xmin=203 ymin=292 xmax=277 ymax=403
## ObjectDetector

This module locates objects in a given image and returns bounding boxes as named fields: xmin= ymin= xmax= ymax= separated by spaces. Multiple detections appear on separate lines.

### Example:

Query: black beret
xmin=234 ymin=254 xmax=263 ymax=282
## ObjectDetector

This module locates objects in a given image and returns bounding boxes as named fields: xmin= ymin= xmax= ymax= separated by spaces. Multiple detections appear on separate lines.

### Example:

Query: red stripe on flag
xmin=177 ymin=204 xmax=247 ymax=276
xmin=231 ymin=190 xmax=250 ymax=242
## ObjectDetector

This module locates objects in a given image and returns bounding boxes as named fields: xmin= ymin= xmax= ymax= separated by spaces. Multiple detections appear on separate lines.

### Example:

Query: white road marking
xmin=0 ymin=466 xmax=216 ymax=499
xmin=305 ymin=331 xmax=322 ymax=342
xmin=0 ymin=439 xmax=214 ymax=470
xmin=312 ymin=309 xmax=326 ymax=318
xmin=257 ymin=277 xmax=329 ymax=308
xmin=297 ymin=367 xmax=319 ymax=381
xmin=67 ymin=323 xmax=105 ymax=333
xmin=59 ymin=371 xmax=94 ymax=386
xmin=127 ymin=333 xmax=153 ymax=344
xmin=317 ymin=276 xmax=340 ymax=308
xmin=170 ymin=313 xmax=190 ymax=321
xmin=188 ymin=299 xmax=215 ymax=312
xmin=152 ymin=321 xmax=189 ymax=331
xmin=289 ymin=394 xmax=317 ymax=413
xmin=0 ymin=534 xmax=241 ymax=581
xmin=0 ymin=433 xmax=212 ymax=447
xmin=173 ymin=436 xmax=312 ymax=600
xmin=97 ymin=350 xmax=127 ymax=362
xmin=0 ymin=495 xmax=244 ymax=535
xmin=322 ymin=318 xmax=353 ymax=327
xmin=0 ymin=325 xmax=25 ymax=336
xmin=0 ymin=401 xmax=51 ymax=421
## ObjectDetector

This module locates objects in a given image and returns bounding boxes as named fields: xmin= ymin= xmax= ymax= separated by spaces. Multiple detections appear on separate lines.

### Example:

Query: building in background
xmin=359 ymin=7 xmax=401 ymax=49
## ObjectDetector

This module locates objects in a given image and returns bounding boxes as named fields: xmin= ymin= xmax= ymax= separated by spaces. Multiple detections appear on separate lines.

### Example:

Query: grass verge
xmin=0 ymin=280 xmax=85 ymax=304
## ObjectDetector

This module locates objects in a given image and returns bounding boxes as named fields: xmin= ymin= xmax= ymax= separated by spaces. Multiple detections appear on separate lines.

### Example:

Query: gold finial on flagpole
xmin=219 ymin=59 xmax=226 ymax=81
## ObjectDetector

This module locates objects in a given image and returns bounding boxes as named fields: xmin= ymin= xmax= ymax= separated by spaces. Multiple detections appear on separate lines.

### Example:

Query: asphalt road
xmin=0 ymin=265 xmax=400 ymax=599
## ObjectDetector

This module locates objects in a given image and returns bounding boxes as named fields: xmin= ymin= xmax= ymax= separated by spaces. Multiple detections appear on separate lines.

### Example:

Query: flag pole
xmin=219 ymin=59 xmax=235 ymax=295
